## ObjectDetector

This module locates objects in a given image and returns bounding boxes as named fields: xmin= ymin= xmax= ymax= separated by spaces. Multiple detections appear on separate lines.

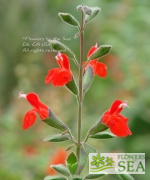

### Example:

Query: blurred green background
xmin=0 ymin=0 xmax=150 ymax=179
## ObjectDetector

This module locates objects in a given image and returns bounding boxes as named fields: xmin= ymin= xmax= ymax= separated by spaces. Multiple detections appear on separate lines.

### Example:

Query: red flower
xmin=19 ymin=92 xmax=49 ymax=130
xmin=45 ymin=52 xmax=72 ymax=86
xmin=102 ymin=100 xmax=132 ymax=137
xmin=46 ymin=149 xmax=68 ymax=175
xmin=85 ymin=44 xmax=107 ymax=77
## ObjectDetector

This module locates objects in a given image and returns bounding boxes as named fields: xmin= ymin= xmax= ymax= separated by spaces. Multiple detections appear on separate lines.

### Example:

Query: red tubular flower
xmin=102 ymin=100 xmax=132 ymax=137
xmin=85 ymin=44 xmax=107 ymax=77
xmin=19 ymin=92 xmax=49 ymax=130
xmin=45 ymin=52 xmax=72 ymax=86
xmin=46 ymin=149 xmax=68 ymax=175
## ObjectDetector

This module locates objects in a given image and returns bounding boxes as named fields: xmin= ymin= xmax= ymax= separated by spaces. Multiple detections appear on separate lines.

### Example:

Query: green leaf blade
xmin=89 ymin=122 xmax=108 ymax=135
xmin=77 ymin=146 xmax=88 ymax=175
xmin=90 ymin=132 xmax=115 ymax=139
xmin=118 ymin=174 xmax=135 ymax=180
xmin=51 ymin=164 xmax=70 ymax=176
xmin=65 ymin=144 xmax=76 ymax=151
xmin=83 ymin=143 xmax=96 ymax=153
xmin=44 ymin=176 xmax=67 ymax=180
xmin=66 ymin=152 xmax=78 ymax=175
xmin=65 ymin=77 xmax=78 ymax=95
xmin=84 ymin=174 xmax=105 ymax=179
xmin=58 ymin=13 xmax=79 ymax=27
xmin=89 ymin=45 xmax=112 ymax=60
xmin=43 ymin=134 xmax=69 ymax=142
xmin=49 ymin=40 xmax=75 ymax=59
xmin=72 ymin=177 xmax=82 ymax=180
xmin=83 ymin=6 xmax=93 ymax=15
xmin=85 ymin=7 xmax=101 ymax=24
xmin=83 ymin=66 xmax=94 ymax=94
xmin=43 ymin=109 xmax=67 ymax=132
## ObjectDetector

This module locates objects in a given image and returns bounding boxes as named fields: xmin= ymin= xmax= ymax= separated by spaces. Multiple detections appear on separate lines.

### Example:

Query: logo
xmin=89 ymin=153 xmax=145 ymax=174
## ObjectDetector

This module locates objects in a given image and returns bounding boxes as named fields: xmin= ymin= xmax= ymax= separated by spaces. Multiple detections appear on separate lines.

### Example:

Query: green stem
xmin=77 ymin=8 xmax=84 ymax=169
xmin=67 ymin=128 xmax=77 ymax=144
xmin=84 ymin=131 xmax=90 ymax=143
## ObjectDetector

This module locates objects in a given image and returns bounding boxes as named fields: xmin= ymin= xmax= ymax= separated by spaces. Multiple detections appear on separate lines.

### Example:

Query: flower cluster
xmin=19 ymin=44 xmax=132 ymax=137
xmin=19 ymin=5 xmax=134 ymax=180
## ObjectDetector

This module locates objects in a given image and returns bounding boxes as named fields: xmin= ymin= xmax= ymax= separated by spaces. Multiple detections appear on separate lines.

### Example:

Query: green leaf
xmin=83 ymin=143 xmax=96 ymax=153
xmin=66 ymin=152 xmax=78 ymax=175
xmin=43 ymin=134 xmax=69 ymax=142
xmin=118 ymin=174 xmax=135 ymax=180
xmin=43 ymin=109 xmax=67 ymax=132
xmin=89 ymin=45 xmax=112 ymax=60
xmin=72 ymin=177 xmax=83 ymax=180
xmin=44 ymin=176 xmax=67 ymax=180
xmin=65 ymin=144 xmax=76 ymax=151
xmin=84 ymin=174 xmax=105 ymax=179
xmin=58 ymin=13 xmax=79 ymax=27
xmin=83 ymin=66 xmax=94 ymax=94
xmin=77 ymin=146 xmax=88 ymax=175
xmin=83 ymin=6 xmax=92 ymax=15
xmin=90 ymin=132 xmax=116 ymax=139
xmin=51 ymin=164 xmax=70 ymax=176
xmin=65 ymin=77 xmax=78 ymax=95
xmin=85 ymin=7 xmax=101 ymax=24
xmin=89 ymin=122 xmax=108 ymax=135
xmin=49 ymin=40 xmax=75 ymax=59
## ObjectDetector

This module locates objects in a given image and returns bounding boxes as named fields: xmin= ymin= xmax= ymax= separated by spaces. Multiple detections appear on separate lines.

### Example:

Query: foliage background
xmin=0 ymin=0 xmax=150 ymax=179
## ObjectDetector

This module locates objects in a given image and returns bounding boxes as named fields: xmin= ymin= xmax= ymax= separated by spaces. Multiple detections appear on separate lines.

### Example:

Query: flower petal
xmin=23 ymin=110 xmax=37 ymax=130
xmin=45 ymin=68 xmax=59 ymax=84
xmin=56 ymin=53 xmax=70 ymax=70
xmin=95 ymin=62 xmax=107 ymax=77
xmin=62 ymin=54 xmax=70 ymax=70
xmin=26 ymin=93 xmax=40 ymax=109
xmin=109 ymin=115 xmax=132 ymax=137
xmin=109 ymin=100 xmax=128 ymax=114
xmin=37 ymin=107 xmax=49 ymax=120
xmin=53 ymin=69 xmax=72 ymax=86
xmin=102 ymin=111 xmax=111 ymax=126
xmin=26 ymin=93 xmax=49 ymax=119
xmin=87 ymin=44 xmax=98 ymax=58
xmin=88 ymin=60 xmax=97 ymax=75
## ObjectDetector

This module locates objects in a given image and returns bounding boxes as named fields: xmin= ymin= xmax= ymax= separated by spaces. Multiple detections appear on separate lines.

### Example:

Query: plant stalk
xmin=77 ymin=8 xmax=84 ymax=167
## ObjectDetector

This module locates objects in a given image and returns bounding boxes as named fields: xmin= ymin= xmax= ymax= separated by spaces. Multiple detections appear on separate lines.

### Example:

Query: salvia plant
xmin=19 ymin=4 xmax=134 ymax=180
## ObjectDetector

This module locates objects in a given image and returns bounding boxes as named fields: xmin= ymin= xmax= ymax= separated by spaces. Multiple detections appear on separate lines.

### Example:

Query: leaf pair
xmin=59 ymin=5 xmax=101 ymax=28
xmin=45 ymin=153 xmax=78 ymax=179
xmin=77 ymin=5 xmax=101 ymax=26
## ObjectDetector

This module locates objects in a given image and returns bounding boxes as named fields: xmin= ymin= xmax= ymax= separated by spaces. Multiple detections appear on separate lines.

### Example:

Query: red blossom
xmin=45 ymin=52 xmax=72 ymax=86
xmin=102 ymin=100 xmax=132 ymax=137
xmin=19 ymin=92 xmax=49 ymax=130
xmin=85 ymin=44 xmax=107 ymax=78
xmin=46 ymin=149 xmax=68 ymax=175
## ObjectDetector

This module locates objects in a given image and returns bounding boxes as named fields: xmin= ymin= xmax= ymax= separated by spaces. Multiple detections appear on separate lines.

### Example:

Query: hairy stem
xmin=67 ymin=128 xmax=77 ymax=144
xmin=77 ymin=8 xmax=84 ymax=170
xmin=84 ymin=131 xmax=90 ymax=143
